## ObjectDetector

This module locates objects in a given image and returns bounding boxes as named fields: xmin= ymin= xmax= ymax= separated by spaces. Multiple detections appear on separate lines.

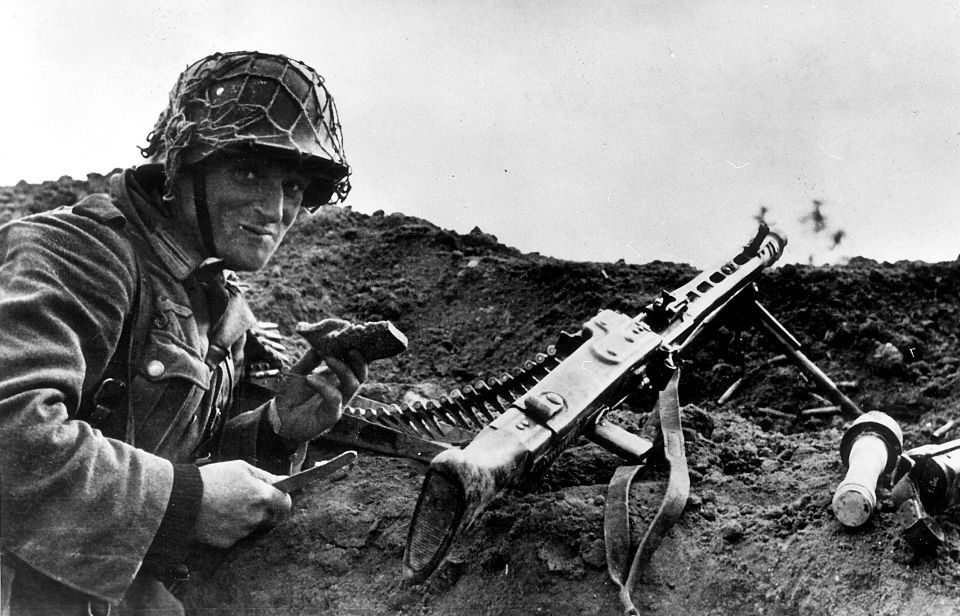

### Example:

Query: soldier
xmin=0 ymin=51 xmax=367 ymax=615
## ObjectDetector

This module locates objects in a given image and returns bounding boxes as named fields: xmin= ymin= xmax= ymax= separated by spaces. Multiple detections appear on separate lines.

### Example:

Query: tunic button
xmin=146 ymin=360 xmax=165 ymax=378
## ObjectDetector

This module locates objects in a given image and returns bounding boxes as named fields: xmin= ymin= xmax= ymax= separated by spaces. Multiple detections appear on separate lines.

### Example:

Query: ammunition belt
xmin=343 ymin=330 xmax=587 ymax=442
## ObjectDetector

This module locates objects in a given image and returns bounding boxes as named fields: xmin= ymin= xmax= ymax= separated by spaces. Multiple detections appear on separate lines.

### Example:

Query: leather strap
xmin=605 ymin=369 xmax=689 ymax=616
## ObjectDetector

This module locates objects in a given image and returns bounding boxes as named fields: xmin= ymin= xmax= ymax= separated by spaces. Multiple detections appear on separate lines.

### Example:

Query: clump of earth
xmin=4 ymin=175 xmax=959 ymax=615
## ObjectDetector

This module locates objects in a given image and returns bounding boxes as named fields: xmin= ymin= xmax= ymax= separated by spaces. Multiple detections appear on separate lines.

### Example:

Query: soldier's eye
xmin=235 ymin=168 xmax=259 ymax=182
xmin=282 ymin=179 xmax=306 ymax=197
xmin=229 ymin=161 xmax=261 ymax=183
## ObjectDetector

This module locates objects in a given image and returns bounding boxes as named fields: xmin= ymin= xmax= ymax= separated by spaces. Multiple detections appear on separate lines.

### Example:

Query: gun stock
xmin=404 ymin=225 xmax=788 ymax=583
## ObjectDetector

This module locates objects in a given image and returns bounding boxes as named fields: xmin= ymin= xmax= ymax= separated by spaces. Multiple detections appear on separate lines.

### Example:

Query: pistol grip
xmin=587 ymin=421 xmax=654 ymax=464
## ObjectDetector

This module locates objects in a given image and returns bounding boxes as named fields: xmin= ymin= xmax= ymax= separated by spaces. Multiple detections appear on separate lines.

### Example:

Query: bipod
xmin=710 ymin=287 xmax=863 ymax=420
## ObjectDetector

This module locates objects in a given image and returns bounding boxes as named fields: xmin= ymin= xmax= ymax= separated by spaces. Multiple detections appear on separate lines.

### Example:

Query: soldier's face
xmin=199 ymin=156 xmax=311 ymax=271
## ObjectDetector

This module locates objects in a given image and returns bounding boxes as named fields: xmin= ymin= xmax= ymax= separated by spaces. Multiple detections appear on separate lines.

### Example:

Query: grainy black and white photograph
xmin=1 ymin=2 xmax=959 ymax=615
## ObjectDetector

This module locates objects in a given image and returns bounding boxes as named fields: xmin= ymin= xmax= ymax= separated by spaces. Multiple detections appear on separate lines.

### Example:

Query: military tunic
xmin=0 ymin=166 xmax=293 ymax=611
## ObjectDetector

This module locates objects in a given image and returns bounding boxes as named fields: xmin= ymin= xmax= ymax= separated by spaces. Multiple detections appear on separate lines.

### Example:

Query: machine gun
xmin=383 ymin=224 xmax=862 ymax=611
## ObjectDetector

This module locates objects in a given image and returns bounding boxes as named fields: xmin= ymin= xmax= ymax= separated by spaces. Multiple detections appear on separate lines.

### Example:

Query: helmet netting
xmin=141 ymin=51 xmax=351 ymax=208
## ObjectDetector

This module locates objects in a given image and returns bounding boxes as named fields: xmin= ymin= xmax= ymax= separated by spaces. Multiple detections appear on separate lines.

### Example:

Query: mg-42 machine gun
xmin=313 ymin=224 xmax=862 ymax=615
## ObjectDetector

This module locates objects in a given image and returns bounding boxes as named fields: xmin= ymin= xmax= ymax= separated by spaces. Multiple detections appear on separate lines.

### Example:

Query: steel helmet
xmin=141 ymin=50 xmax=351 ymax=211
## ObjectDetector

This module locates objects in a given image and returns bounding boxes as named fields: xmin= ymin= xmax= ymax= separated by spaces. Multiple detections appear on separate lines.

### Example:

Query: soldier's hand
xmin=195 ymin=460 xmax=292 ymax=548
xmin=250 ymin=321 xmax=293 ymax=368
xmin=270 ymin=350 xmax=368 ymax=442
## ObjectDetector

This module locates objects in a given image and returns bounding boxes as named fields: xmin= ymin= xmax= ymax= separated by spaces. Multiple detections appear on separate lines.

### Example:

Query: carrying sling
xmin=605 ymin=369 xmax=690 ymax=616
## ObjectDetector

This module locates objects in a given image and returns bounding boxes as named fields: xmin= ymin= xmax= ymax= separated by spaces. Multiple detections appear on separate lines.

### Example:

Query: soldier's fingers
xmin=345 ymin=350 xmax=369 ymax=384
xmin=241 ymin=466 xmax=293 ymax=527
xmin=305 ymin=368 xmax=343 ymax=401
xmin=261 ymin=337 xmax=288 ymax=351
xmin=300 ymin=318 xmax=352 ymax=337
xmin=303 ymin=372 xmax=347 ymax=429
xmin=290 ymin=349 xmax=321 ymax=375
xmin=245 ymin=464 xmax=286 ymax=485
xmin=254 ymin=494 xmax=292 ymax=531
xmin=324 ymin=356 xmax=360 ymax=399
xmin=270 ymin=491 xmax=293 ymax=519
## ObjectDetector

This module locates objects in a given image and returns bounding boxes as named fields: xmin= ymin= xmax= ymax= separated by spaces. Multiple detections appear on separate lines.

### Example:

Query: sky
xmin=2 ymin=1 xmax=959 ymax=268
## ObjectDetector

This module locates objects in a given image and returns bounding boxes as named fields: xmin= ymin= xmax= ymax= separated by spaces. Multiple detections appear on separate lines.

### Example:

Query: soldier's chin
xmin=222 ymin=249 xmax=274 ymax=272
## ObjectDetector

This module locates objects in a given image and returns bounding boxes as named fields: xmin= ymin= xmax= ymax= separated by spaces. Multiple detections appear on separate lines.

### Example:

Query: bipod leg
xmin=749 ymin=299 xmax=862 ymax=419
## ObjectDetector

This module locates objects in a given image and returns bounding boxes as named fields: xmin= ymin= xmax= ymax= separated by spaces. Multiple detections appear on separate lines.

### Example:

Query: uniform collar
xmin=109 ymin=167 xmax=208 ymax=281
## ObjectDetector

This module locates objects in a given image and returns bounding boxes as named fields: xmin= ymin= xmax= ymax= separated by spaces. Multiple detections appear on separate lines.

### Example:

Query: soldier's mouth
xmin=239 ymin=223 xmax=273 ymax=238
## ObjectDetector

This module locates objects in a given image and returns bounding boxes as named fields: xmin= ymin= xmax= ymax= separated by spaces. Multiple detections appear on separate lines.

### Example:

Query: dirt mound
xmin=6 ymin=175 xmax=960 ymax=615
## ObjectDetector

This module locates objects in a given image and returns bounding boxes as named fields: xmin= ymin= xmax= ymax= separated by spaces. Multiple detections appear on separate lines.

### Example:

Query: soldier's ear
xmin=166 ymin=168 xmax=207 ymax=232
xmin=168 ymin=171 xmax=192 ymax=211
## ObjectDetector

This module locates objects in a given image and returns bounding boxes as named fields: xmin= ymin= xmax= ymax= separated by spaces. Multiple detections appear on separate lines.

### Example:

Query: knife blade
xmin=273 ymin=450 xmax=358 ymax=493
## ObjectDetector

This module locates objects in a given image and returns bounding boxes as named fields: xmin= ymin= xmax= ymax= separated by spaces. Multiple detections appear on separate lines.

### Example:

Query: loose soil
xmin=4 ymin=175 xmax=959 ymax=615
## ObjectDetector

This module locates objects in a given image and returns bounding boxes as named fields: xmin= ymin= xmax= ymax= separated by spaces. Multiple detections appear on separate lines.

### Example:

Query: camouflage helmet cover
xmin=142 ymin=50 xmax=351 ymax=210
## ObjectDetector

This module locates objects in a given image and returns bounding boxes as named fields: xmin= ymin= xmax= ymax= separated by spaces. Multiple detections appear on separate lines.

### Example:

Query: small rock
xmin=310 ymin=546 xmax=354 ymax=575
xmin=720 ymin=521 xmax=745 ymax=543
xmin=580 ymin=539 xmax=607 ymax=569
xmin=868 ymin=342 xmax=904 ymax=375
xmin=761 ymin=459 xmax=780 ymax=473
xmin=316 ymin=502 xmax=378 ymax=548
xmin=537 ymin=543 xmax=583 ymax=576
xmin=701 ymin=502 xmax=718 ymax=521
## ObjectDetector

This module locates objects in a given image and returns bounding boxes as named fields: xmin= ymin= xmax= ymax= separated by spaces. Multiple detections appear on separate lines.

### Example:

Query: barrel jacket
xmin=0 ymin=167 xmax=294 ymax=606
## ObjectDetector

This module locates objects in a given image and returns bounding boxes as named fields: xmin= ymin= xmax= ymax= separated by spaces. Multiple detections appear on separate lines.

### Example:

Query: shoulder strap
xmin=72 ymin=193 xmax=126 ymax=225
xmin=605 ymin=369 xmax=690 ymax=616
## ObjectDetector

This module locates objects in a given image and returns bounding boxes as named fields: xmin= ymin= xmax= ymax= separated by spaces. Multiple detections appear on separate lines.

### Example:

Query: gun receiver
xmin=404 ymin=225 xmax=803 ymax=583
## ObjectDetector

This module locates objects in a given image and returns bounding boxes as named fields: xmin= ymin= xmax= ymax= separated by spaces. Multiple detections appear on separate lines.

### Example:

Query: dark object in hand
xmin=296 ymin=319 xmax=408 ymax=362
